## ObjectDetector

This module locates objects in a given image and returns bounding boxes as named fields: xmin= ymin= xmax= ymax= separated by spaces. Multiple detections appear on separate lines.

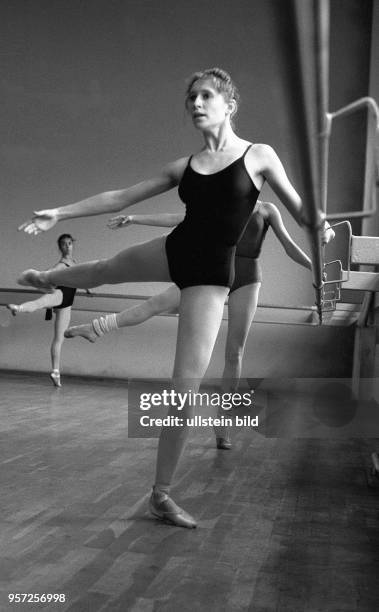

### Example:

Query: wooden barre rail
xmin=0 ymin=287 xmax=360 ymax=327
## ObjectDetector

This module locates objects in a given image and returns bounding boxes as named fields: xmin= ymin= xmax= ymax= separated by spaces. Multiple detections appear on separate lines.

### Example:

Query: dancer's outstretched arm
xmin=253 ymin=144 xmax=335 ymax=244
xmin=18 ymin=158 xmax=189 ymax=235
xmin=107 ymin=212 xmax=185 ymax=229
xmin=263 ymin=202 xmax=312 ymax=270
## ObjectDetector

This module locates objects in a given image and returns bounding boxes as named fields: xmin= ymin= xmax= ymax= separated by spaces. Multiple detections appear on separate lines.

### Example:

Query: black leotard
xmin=54 ymin=285 xmax=77 ymax=309
xmin=55 ymin=262 xmax=77 ymax=309
xmin=45 ymin=262 xmax=77 ymax=319
xmin=230 ymin=208 xmax=269 ymax=292
xmin=165 ymin=144 xmax=260 ymax=289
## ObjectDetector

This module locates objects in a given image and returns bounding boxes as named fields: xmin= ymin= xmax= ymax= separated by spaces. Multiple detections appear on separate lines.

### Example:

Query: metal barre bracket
xmin=320 ymin=221 xmax=352 ymax=314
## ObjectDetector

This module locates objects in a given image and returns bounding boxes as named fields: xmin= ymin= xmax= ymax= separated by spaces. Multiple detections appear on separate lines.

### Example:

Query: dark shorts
xmin=165 ymin=233 xmax=236 ymax=290
xmin=230 ymin=257 xmax=262 ymax=293
xmin=54 ymin=286 xmax=77 ymax=309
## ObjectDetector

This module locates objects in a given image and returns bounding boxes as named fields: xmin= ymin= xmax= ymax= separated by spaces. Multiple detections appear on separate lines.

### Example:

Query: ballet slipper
xmin=64 ymin=324 xmax=97 ymax=343
xmin=216 ymin=437 xmax=232 ymax=450
xmin=17 ymin=269 xmax=56 ymax=292
xmin=149 ymin=492 xmax=197 ymax=528
xmin=49 ymin=371 xmax=62 ymax=388
xmin=6 ymin=304 xmax=19 ymax=316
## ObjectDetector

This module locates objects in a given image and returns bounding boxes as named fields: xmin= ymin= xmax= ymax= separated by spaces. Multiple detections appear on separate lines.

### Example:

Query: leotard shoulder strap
xmin=58 ymin=259 xmax=76 ymax=268
xmin=242 ymin=143 xmax=253 ymax=158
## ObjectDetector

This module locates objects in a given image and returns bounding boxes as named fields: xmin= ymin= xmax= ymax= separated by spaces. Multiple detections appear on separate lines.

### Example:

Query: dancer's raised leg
xmin=64 ymin=285 xmax=180 ymax=343
xmin=150 ymin=285 xmax=229 ymax=527
xmin=18 ymin=236 xmax=171 ymax=290
xmin=7 ymin=290 xmax=63 ymax=315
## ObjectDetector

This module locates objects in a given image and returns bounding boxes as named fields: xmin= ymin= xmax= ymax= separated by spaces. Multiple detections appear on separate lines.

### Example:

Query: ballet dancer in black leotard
xmin=8 ymin=234 xmax=82 ymax=387
xmin=64 ymin=202 xmax=312 ymax=448
xmin=17 ymin=68 xmax=334 ymax=527
xmin=165 ymin=143 xmax=259 ymax=288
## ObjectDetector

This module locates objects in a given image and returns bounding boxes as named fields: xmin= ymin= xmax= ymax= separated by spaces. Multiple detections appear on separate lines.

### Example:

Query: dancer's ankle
xmin=50 ymin=369 xmax=61 ymax=388
xmin=92 ymin=313 xmax=118 ymax=337
xmin=152 ymin=484 xmax=170 ymax=499
xmin=40 ymin=271 xmax=51 ymax=285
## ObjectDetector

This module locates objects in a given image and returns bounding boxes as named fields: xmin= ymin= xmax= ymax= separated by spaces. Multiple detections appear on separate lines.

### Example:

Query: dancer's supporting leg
xmin=150 ymin=285 xmax=229 ymax=528
xmin=64 ymin=285 xmax=180 ymax=342
xmin=214 ymin=282 xmax=261 ymax=449
xmin=7 ymin=290 xmax=63 ymax=315
xmin=18 ymin=236 xmax=170 ymax=290
xmin=50 ymin=306 xmax=71 ymax=387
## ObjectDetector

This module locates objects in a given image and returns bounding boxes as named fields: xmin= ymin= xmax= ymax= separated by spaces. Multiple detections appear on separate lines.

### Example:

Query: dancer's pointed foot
xmin=216 ymin=437 xmax=232 ymax=450
xmin=64 ymin=323 xmax=97 ymax=343
xmin=17 ymin=269 xmax=55 ymax=292
xmin=50 ymin=370 xmax=61 ymax=388
xmin=6 ymin=304 xmax=20 ymax=316
xmin=149 ymin=492 xmax=197 ymax=528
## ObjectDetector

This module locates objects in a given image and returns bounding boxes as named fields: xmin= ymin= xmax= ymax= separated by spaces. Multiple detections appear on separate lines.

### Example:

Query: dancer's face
xmin=186 ymin=78 xmax=233 ymax=130
xmin=59 ymin=237 xmax=74 ymax=257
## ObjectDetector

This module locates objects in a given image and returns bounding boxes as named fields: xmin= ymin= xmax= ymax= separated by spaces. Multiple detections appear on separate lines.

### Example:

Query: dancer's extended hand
xmin=107 ymin=214 xmax=133 ymax=230
xmin=322 ymin=219 xmax=335 ymax=245
xmin=301 ymin=211 xmax=335 ymax=245
xmin=18 ymin=209 xmax=59 ymax=235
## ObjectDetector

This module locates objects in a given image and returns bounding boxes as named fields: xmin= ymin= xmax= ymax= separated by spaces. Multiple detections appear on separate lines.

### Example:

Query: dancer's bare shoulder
xmin=247 ymin=143 xmax=277 ymax=167
xmin=51 ymin=262 xmax=68 ymax=271
xmin=163 ymin=156 xmax=191 ymax=184
xmin=245 ymin=143 xmax=275 ymax=190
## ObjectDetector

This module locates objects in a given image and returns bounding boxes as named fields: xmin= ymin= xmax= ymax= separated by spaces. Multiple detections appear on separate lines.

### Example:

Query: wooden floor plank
xmin=0 ymin=371 xmax=378 ymax=611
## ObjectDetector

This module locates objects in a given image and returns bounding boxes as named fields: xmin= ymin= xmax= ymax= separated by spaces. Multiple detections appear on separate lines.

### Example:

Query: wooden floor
xmin=1 ymin=371 xmax=379 ymax=612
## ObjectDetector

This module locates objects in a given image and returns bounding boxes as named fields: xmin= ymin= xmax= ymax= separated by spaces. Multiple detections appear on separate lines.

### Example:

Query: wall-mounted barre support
xmin=324 ymin=97 xmax=379 ymax=221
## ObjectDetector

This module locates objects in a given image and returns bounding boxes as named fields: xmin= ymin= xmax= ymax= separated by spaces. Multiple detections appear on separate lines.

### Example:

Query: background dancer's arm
xmin=264 ymin=202 xmax=312 ymax=270
xmin=108 ymin=199 xmax=267 ymax=230
xmin=258 ymin=145 xmax=334 ymax=245
xmin=107 ymin=212 xmax=185 ymax=230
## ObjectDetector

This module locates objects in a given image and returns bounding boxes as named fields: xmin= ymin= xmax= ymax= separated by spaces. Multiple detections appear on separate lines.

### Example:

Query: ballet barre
xmin=0 ymin=287 xmax=361 ymax=327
